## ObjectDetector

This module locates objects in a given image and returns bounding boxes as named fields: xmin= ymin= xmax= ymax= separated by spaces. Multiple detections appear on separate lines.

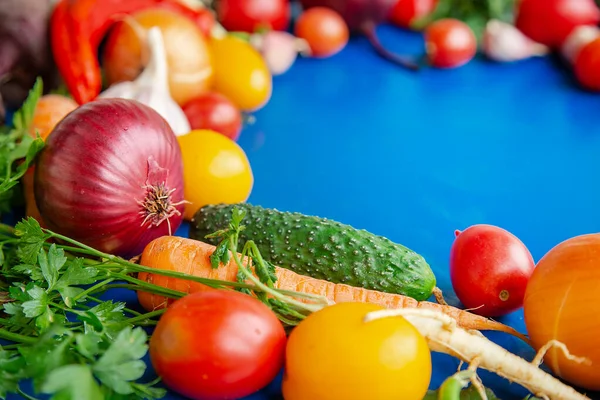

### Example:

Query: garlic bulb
xmin=99 ymin=27 xmax=191 ymax=136
xmin=250 ymin=31 xmax=308 ymax=76
xmin=483 ymin=20 xmax=548 ymax=62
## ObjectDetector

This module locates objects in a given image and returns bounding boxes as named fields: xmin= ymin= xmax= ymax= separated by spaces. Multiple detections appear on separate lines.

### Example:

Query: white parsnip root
xmin=364 ymin=309 xmax=591 ymax=400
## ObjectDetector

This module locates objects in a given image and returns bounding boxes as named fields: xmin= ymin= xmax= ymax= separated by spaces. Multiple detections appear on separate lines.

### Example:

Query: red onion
xmin=34 ymin=98 xmax=185 ymax=258
xmin=299 ymin=0 xmax=419 ymax=70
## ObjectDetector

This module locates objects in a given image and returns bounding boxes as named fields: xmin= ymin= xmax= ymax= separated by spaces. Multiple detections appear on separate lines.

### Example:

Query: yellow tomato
xmin=282 ymin=302 xmax=432 ymax=400
xmin=177 ymin=129 xmax=253 ymax=220
xmin=209 ymin=35 xmax=272 ymax=111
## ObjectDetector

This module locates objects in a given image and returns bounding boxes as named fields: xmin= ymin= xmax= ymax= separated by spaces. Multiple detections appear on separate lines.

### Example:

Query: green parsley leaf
xmin=41 ymin=364 xmax=103 ymax=400
xmin=75 ymin=331 xmax=102 ymax=360
xmin=12 ymin=77 xmax=43 ymax=132
xmin=93 ymin=327 xmax=148 ymax=395
xmin=38 ymin=245 xmax=67 ymax=290
xmin=21 ymin=286 xmax=48 ymax=318
xmin=210 ymin=240 xmax=230 ymax=269
xmin=0 ymin=349 xmax=25 ymax=399
xmin=55 ymin=259 xmax=98 ymax=306
xmin=11 ymin=263 xmax=44 ymax=282
xmin=14 ymin=218 xmax=47 ymax=265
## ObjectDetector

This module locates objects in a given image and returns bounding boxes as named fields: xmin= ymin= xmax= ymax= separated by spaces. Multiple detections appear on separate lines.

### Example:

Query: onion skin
xmin=34 ymin=98 xmax=185 ymax=259
xmin=523 ymin=233 xmax=600 ymax=391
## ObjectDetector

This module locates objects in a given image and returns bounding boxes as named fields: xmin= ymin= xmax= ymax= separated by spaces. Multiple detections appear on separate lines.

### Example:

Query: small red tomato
xmin=449 ymin=224 xmax=535 ymax=317
xmin=294 ymin=7 xmax=349 ymax=58
xmin=515 ymin=0 xmax=600 ymax=48
xmin=149 ymin=290 xmax=287 ymax=400
xmin=574 ymin=37 xmax=600 ymax=91
xmin=389 ymin=0 xmax=438 ymax=29
xmin=216 ymin=0 xmax=291 ymax=32
xmin=425 ymin=19 xmax=477 ymax=68
xmin=182 ymin=92 xmax=243 ymax=141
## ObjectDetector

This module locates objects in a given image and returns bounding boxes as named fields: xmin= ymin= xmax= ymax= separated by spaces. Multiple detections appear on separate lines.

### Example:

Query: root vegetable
xmin=137 ymin=236 xmax=529 ymax=342
xmin=364 ymin=308 xmax=590 ymax=400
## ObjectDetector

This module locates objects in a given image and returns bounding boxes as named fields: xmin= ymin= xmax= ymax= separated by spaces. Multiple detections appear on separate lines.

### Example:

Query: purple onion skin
xmin=299 ymin=0 xmax=397 ymax=31
xmin=34 ymin=98 xmax=185 ymax=259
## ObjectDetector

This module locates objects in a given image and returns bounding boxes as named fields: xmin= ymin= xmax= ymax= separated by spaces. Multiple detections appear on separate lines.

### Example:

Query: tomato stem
xmin=454 ymin=229 xmax=462 ymax=237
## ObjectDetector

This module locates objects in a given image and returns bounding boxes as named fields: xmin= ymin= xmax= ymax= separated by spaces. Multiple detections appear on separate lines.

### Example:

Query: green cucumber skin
xmin=190 ymin=203 xmax=436 ymax=301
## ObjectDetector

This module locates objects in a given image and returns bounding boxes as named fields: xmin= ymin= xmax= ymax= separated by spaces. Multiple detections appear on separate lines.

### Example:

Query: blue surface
xmin=6 ymin=23 xmax=600 ymax=400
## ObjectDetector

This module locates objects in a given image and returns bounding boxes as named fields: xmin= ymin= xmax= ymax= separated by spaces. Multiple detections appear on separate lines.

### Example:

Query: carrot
xmin=137 ymin=236 xmax=529 ymax=343
xmin=364 ymin=308 xmax=590 ymax=400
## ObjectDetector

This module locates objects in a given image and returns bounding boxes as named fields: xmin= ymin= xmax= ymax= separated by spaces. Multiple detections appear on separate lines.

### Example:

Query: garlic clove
xmin=483 ymin=19 xmax=549 ymax=62
xmin=250 ymin=30 xmax=302 ymax=76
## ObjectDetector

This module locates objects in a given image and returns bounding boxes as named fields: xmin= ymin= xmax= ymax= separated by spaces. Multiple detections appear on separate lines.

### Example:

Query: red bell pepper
xmin=50 ymin=0 xmax=215 ymax=105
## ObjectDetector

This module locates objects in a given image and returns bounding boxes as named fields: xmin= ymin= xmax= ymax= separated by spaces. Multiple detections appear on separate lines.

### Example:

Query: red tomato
xmin=574 ymin=37 xmax=600 ymax=91
xmin=149 ymin=290 xmax=287 ymax=400
xmin=389 ymin=0 xmax=438 ymax=29
xmin=424 ymin=19 xmax=477 ymax=68
xmin=515 ymin=0 xmax=600 ymax=48
xmin=294 ymin=7 xmax=349 ymax=58
xmin=182 ymin=92 xmax=243 ymax=141
xmin=449 ymin=224 xmax=535 ymax=317
xmin=216 ymin=0 xmax=291 ymax=33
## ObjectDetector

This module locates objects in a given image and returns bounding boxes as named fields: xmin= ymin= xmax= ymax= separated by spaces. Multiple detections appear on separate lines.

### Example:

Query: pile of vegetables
xmin=0 ymin=1 xmax=600 ymax=400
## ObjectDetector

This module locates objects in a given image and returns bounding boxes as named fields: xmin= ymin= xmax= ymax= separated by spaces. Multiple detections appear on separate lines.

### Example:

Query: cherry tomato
xmin=294 ymin=7 xmax=349 ymax=58
xmin=177 ymin=129 xmax=253 ymax=220
xmin=515 ymin=0 xmax=600 ymax=48
xmin=282 ymin=302 xmax=431 ymax=400
xmin=216 ymin=0 xmax=291 ymax=32
xmin=450 ymin=224 xmax=535 ymax=317
xmin=425 ymin=19 xmax=477 ymax=68
xmin=389 ymin=0 xmax=438 ymax=29
xmin=209 ymin=35 xmax=272 ymax=111
xmin=149 ymin=290 xmax=287 ymax=400
xmin=182 ymin=92 xmax=243 ymax=141
xmin=574 ymin=37 xmax=600 ymax=91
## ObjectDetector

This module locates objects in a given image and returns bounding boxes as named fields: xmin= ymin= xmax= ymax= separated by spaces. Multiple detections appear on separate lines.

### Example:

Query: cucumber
xmin=190 ymin=203 xmax=436 ymax=301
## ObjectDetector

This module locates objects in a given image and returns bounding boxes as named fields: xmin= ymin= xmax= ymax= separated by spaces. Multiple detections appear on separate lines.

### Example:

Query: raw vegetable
xmin=250 ymin=30 xmax=306 ymax=75
xmin=364 ymin=308 xmax=590 ymax=400
xmin=281 ymin=302 xmax=431 ymax=400
xmin=34 ymin=98 xmax=185 ymax=259
xmin=215 ymin=0 xmax=291 ymax=32
xmin=523 ymin=233 xmax=600 ymax=391
xmin=99 ymin=27 xmax=191 ymax=136
xmin=294 ymin=7 xmax=350 ymax=58
xmin=389 ymin=0 xmax=438 ymax=29
xmin=137 ymin=235 xmax=529 ymax=341
xmin=101 ymin=9 xmax=214 ymax=107
xmin=0 ymin=0 xmax=56 ymax=122
xmin=482 ymin=20 xmax=549 ymax=62
xmin=425 ymin=19 xmax=477 ymax=68
xmin=299 ymin=0 xmax=420 ymax=69
xmin=450 ymin=224 xmax=535 ymax=317
xmin=573 ymin=36 xmax=600 ymax=91
xmin=182 ymin=92 xmax=243 ymax=140
xmin=150 ymin=290 xmax=286 ymax=400
xmin=515 ymin=0 xmax=600 ymax=48
xmin=177 ymin=130 xmax=253 ymax=220
xmin=49 ymin=0 xmax=215 ymax=104
xmin=208 ymin=34 xmax=273 ymax=111
xmin=189 ymin=202 xmax=436 ymax=300
xmin=24 ymin=92 xmax=78 ymax=227
xmin=561 ymin=25 xmax=600 ymax=64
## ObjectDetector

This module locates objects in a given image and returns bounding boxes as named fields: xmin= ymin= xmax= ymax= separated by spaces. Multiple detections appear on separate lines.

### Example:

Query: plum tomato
xmin=294 ymin=7 xmax=349 ymax=58
xmin=425 ymin=18 xmax=477 ymax=68
xmin=149 ymin=290 xmax=287 ymax=400
xmin=182 ymin=92 xmax=243 ymax=141
xmin=282 ymin=302 xmax=432 ymax=400
xmin=449 ymin=224 xmax=535 ymax=317
xmin=177 ymin=129 xmax=253 ymax=220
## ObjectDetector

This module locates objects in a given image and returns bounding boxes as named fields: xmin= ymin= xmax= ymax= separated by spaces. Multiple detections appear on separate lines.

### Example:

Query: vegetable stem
xmin=71 ymin=278 xmax=115 ymax=302
xmin=0 ymin=328 xmax=36 ymax=344
xmin=118 ymin=309 xmax=165 ymax=326
xmin=438 ymin=370 xmax=475 ymax=400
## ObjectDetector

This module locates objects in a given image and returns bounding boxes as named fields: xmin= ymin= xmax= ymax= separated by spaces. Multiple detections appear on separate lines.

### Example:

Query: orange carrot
xmin=137 ymin=236 xmax=530 ymax=343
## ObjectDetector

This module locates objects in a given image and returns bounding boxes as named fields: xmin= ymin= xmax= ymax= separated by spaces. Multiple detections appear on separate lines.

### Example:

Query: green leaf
xmin=20 ymin=333 xmax=71 ymax=391
xmin=12 ymin=263 xmax=45 ymax=282
xmin=0 ymin=349 xmax=25 ymax=399
xmin=12 ymin=77 xmax=43 ymax=132
xmin=75 ymin=331 xmax=102 ymax=360
xmin=41 ymin=364 xmax=103 ymax=400
xmin=15 ymin=137 xmax=44 ymax=177
xmin=424 ymin=383 xmax=501 ymax=400
xmin=22 ymin=286 xmax=48 ymax=318
xmin=14 ymin=218 xmax=47 ymax=265
xmin=93 ymin=327 xmax=149 ymax=395
xmin=210 ymin=240 xmax=230 ymax=269
xmin=38 ymin=245 xmax=67 ymax=289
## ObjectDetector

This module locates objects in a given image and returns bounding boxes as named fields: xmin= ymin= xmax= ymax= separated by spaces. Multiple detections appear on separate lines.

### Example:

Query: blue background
xmin=7 ymin=23 xmax=600 ymax=400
